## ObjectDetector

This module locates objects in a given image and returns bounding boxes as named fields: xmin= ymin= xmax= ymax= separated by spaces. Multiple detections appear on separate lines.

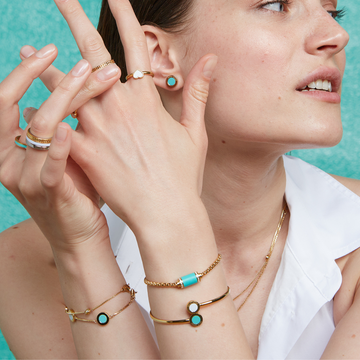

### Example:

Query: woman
xmin=0 ymin=0 xmax=359 ymax=358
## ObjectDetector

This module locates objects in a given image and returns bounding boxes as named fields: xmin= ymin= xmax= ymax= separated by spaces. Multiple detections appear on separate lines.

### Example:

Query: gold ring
xmin=26 ymin=128 xmax=52 ymax=144
xmin=71 ymin=110 xmax=78 ymax=119
xmin=92 ymin=60 xmax=115 ymax=73
xmin=15 ymin=136 xmax=27 ymax=149
xmin=126 ymin=70 xmax=154 ymax=81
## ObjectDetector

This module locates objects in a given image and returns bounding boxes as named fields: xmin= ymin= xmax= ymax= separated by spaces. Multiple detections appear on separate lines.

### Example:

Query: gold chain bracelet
xmin=144 ymin=254 xmax=222 ymax=289
xmin=65 ymin=284 xmax=136 ymax=326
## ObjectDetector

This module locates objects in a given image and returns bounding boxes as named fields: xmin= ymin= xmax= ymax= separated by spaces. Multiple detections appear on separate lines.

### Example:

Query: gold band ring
xmin=92 ymin=60 xmax=115 ymax=73
xmin=26 ymin=128 xmax=52 ymax=144
xmin=126 ymin=70 xmax=154 ymax=81
xmin=71 ymin=110 xmax=78 ymax=119
xmin=15 ymin=136 xmax=27 ymax=149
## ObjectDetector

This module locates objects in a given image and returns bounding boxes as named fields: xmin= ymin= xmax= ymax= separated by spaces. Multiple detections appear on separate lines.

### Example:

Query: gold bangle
xmin=144 ymin=254 xmax=222 ymax=289
xmin=65 ymin=284 xmax=136 ymax=326
xmin=150 ymin=286 xmax=230 ymax=327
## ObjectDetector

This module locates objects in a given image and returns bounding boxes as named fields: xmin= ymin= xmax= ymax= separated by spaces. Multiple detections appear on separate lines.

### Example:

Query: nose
xmin=304 ymin=9 xmax=349 ymax=57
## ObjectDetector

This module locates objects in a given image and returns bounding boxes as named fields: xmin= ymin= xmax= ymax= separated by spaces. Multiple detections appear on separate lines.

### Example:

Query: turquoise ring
xmin=15 ymin=135 xmax=27 ymax=149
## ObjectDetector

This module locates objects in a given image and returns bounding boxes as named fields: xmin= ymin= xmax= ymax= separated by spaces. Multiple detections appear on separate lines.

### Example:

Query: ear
xmin=142 ymin=25 xmax=184 ymax=91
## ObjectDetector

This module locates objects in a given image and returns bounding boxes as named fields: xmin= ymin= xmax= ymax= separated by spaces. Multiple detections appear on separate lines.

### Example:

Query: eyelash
xmin=260 ymin=1 xmax=346 ymax=22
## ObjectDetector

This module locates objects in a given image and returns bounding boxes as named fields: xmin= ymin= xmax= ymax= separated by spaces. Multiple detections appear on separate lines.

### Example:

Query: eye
xmin=262 ymin=1 xmax=286 ymax=12
xmin=328 ymin=8 xmax=346 ymax=22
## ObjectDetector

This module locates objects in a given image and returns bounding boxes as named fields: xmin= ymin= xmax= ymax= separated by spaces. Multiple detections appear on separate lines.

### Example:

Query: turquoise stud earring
xmin=166 ymin=75 xmax=178 ymax=88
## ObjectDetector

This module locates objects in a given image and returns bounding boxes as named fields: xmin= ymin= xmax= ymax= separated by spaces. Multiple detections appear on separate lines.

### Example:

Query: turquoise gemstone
xmin=180 ymin=273 xmax=199 ymax=288
xmin=167 ymin=77 xmax=176 ymax=87
xmin=97 ymin=312 xmax=109 ymax=326
xmin=190 ymin=314 xmax=203 ymax=327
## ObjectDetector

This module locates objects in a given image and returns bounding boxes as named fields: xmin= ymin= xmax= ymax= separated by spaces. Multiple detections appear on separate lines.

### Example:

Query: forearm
xmin=52 ymin=240 xmax=159 ymax=359
xmin=136 ymin=200 xmax=254 ymax=359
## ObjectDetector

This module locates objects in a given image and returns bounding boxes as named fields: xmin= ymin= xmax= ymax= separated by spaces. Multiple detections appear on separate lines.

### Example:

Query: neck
xmin=201 ymin=141 xmax=287 ymax=258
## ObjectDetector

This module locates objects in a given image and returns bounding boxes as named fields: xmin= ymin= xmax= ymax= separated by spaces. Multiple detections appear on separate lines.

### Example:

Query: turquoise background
xmin=0 ymin=1 xmax=359 ymax=358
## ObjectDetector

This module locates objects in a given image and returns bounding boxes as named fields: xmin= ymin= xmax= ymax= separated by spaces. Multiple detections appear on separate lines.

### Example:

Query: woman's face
xmin=181 ymin=0 xmax=349 ymax=150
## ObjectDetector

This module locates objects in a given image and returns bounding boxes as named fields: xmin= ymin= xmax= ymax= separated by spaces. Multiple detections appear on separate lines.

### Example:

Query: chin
xmin=290 ymin=120 xmax=343 ymax=150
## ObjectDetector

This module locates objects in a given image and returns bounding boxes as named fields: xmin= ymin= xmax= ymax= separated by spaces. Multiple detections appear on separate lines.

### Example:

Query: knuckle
xmin=30 ymin=113 xmax=48 ymax=134
xmin=18 ymin=178 xmax=37 ymax=199
xmin=81 ymin=35 xmax=106 ymax=57
xmin=188 ymin=82 xmax=209 ymax=105
xmin=40 ymin=172 xmax=58 ymax=190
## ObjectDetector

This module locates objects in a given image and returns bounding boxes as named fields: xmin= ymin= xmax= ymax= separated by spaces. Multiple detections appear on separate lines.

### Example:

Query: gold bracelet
xmin=144 ymin=254 xmax=222 ymax=289
xmin=150 ymin=286 xmax=230 ymax=327
xmin=65 ymin=284 xmax=136 ymax=326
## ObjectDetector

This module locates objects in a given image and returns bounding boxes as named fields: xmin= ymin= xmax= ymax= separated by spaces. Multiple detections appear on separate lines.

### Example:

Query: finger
xmin=21 ymin=46 xmax=121 ymax=116
xmin=180 ymin=55 xmax=218 ymax=142
xmin=40 ymin=62 xmax=121 ymax=115
xmin=23 ymin=107 xmax=37 ymax=124
xmin=40 ymin=123 xmax=72 ymax=199
xmin=30 ymin=59 xmax=91 ymax=139
xmin=20 ymin=60 xmax=91 ymax=199
xmin=108 ymin=0 xmax=151 ymax=73
xmin=53 ymin=0 xmax=111 ymax=67
xmin=0 ymin=44 xmax=57 ymax=132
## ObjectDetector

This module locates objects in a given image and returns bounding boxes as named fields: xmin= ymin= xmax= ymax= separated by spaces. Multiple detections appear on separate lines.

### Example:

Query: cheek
xmin=203 ymin=27 xmax=294 ymax=134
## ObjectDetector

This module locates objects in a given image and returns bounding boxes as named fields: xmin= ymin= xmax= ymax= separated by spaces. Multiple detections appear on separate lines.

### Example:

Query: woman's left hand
xmin=42 ymin=0 xmax=218 ymax=241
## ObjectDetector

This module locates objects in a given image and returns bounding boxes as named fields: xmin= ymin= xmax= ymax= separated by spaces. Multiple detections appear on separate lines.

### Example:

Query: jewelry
xmin=65 ymin=284 xmax=136 ymax=326
xmin=91 ymin=59 xmax=115 ymax=73
xmin=71 ymin=110 xmax=78 ymax=118
xmin=14 ymin=136 xmax=27 ymax=149
xmin=233 ymin=203 xmax=288 ymax=311
xmin=150 ymin=287 xmax=230 ymax=327
xmin=26 ymin=128 xmax=52 ymax=144
xmin=166 ymin=75 xmax=178 ymax=88
xmin=126 ymin=70 xmax=154 ymax=81
xmin=144 ymin=254 xmax=222 ymax=289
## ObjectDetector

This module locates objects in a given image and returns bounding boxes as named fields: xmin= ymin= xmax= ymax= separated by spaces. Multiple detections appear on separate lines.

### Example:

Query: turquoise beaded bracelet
xmin=144 ymin=254 xmax=222 ymax=289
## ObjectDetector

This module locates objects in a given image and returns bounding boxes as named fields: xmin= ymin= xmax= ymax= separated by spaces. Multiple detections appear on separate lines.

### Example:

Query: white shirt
xmin=102 ymin=156 xmax=360 ymax=359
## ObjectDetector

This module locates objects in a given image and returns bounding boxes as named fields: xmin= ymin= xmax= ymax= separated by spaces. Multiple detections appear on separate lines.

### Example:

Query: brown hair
xmin=98 ymin=0 xmax=193 ymax=82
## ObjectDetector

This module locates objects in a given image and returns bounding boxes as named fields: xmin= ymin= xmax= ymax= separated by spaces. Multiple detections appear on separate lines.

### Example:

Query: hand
xmin=47 ymin=0 xmax=218 ymax=237
xmin=0 ymin=51 xmax=119 ymax=250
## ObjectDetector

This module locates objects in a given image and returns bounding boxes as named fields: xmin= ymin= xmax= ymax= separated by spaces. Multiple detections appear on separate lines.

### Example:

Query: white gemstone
xmin=189 ymin=303 xmax=199 ymax=313
xmin=133 ymin=70 xmax=144 ymax=79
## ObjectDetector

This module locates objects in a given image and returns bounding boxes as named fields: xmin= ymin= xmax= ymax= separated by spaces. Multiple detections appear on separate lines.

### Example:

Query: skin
xmin=1 ymin=0 xmax=360 ymax=358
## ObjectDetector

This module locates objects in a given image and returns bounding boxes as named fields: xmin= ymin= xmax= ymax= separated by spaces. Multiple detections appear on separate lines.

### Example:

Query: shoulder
xmin=330 ymin=174 xmax=360 ymax=197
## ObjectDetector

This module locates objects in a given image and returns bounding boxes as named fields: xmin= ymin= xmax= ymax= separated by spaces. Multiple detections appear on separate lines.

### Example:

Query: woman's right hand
xmin=0 ymin=45 xmax=121 ymax=250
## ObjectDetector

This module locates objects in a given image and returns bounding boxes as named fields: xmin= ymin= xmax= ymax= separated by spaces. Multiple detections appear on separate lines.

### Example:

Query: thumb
xmin=179 ymin=54 xmax=218 ymax=140
xmin=40 ymin=123 xmax=73 ymax=201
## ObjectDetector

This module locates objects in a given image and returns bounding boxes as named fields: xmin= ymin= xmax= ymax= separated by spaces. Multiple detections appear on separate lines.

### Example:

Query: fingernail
xmin=23 ymin=107 xmax=35 ymax=118
xmin=55 ymin=124 xmax=68 ymax=142
xmin=96 ymin=64 xmax=120 ymax=81
xmin=72 ymin=59 xmax=90 ymax=77
xmin=36 ymin=44 xmax=56 ymax=59
xmin=20 ymin=46 xmax=36 ymax=59
xmin=203 ymin=56 xmax=218 ymax=79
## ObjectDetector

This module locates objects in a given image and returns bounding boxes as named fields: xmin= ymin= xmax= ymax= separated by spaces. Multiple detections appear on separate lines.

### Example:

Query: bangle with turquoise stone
xmin=150 ymin=286 xmax=230 ymax=327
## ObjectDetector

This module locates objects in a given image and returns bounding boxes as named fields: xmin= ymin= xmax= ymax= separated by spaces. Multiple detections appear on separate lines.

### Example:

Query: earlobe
xmin=142 ymin=25 xmax=184 ymax=90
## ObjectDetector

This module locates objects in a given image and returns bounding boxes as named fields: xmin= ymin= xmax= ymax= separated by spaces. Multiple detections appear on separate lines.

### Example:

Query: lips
xmin=296 ymin=67 xmax=342 ymax=94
